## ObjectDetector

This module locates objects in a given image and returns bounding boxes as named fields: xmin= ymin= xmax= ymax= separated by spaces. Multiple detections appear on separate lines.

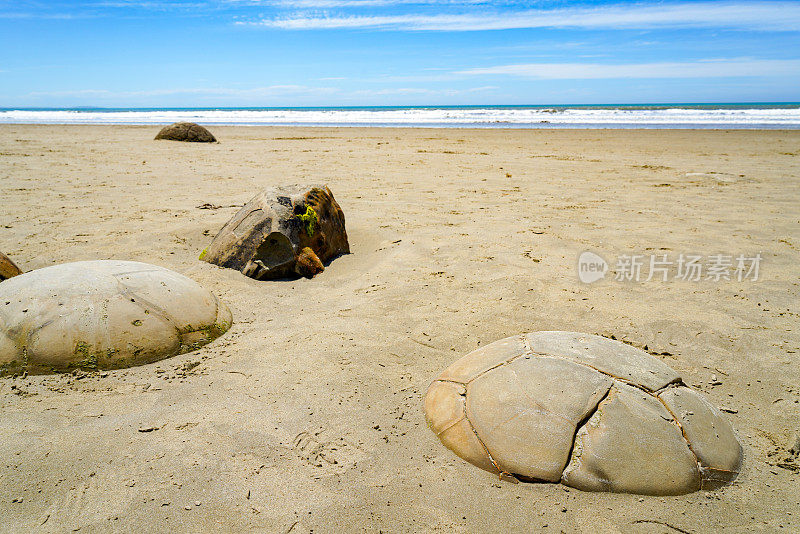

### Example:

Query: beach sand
xmin=1 ymin=125 xmax=799 ymax=532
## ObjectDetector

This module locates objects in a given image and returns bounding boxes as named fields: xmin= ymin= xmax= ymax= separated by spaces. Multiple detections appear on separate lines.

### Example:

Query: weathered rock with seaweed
xmin=201 ymin=185 xmax=349 ymax=280
xmin=154 ymin=122 xmax=217 ymax=143
xmin=0 ymin=252 xmax=22 ymax=281
xmin=424 ymin=331 xmax=743 ymax=495
xmin=0 ymin=260 xmax=232 ymax=375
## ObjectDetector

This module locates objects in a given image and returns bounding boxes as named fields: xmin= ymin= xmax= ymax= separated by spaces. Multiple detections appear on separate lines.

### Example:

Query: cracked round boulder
xmin=0 ymin=260 xmax=232 ymax=376
xmin=423 ymin=332 xmax=742 ymax=495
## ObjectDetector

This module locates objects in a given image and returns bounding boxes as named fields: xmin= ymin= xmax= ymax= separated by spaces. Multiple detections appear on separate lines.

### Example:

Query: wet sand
xmin=1 ymin=125 xmax=799 ymax=532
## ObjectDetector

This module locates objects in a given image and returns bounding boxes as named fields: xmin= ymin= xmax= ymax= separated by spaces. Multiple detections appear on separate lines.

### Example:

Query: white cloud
xmin=0 ymin=11 xmax=79 ymax=19
xmin=229 ymin=0 xmax=492 ymax=6
xmin=27 ymin=85 xmax=338 ymax=98
xmin=0 ymin=1 xmax=209 ymax=17
xmin=457 ymin=59 xmax=800 ymax=79
xmin=242 ymin=2 xmax=800 ymax=31
xmin=352 ymin=85 xmax=497 ymax=95
xmin=95 ymin=1 xmax=209 ymax=8
xmin=25 ymin=84 xmax=498 ymax=102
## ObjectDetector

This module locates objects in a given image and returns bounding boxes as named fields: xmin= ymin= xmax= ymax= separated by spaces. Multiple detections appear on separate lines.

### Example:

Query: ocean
xmin=1 ymin=104 xmax=799 ymax=128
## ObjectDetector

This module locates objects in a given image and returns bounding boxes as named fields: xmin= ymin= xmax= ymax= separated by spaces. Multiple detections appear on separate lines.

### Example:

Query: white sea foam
xmin=1 ymin=107 xmax=798 ymax=128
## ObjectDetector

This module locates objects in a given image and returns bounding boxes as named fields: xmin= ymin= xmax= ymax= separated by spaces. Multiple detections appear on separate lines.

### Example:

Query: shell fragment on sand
xmin=201 ymin=185 xmax=349 ymax=280
xmin=423 ymin=332 xmax=743 ymax=495
xmin=0 ymin=260 xmax=232 ymax=375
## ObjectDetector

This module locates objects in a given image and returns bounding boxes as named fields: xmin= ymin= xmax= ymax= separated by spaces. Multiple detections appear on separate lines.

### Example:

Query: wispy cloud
xmin=241 ymin=2 xmax=800 ymax=31
xmin=22 ymin=84 xmax=498 ymax=103
xmin=230 ymin=0 xmax=493 ymax=6
xmin=95 ymin=1 xmax=209 ymax=8
xmin=0 ymin=11 xmax=81 ymax=19
xmin=457 ymin=58 xmax=800 ymax=79
xmin=352 ymin=85 xmax=497 ymax=95
xmin=27 ymin=85 xmax=338 ymax=98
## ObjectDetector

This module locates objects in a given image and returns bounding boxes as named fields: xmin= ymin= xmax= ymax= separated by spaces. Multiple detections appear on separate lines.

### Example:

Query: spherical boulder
xmin=154 ymin=122 xmax=217 ymax=143
xmin=0 ymin=260 xmax=232 ymax=375
xmin=423 ymin=331 xmax=742 ymax=495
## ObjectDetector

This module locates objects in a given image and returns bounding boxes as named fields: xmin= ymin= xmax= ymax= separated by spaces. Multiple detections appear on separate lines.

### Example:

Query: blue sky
xmin=1 ymin=0 xmax=799 ymax=106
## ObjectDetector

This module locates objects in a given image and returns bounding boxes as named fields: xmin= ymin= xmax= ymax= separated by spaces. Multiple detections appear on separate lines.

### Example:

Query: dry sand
xmin=0 ymin=125 xmax=799 ymax=533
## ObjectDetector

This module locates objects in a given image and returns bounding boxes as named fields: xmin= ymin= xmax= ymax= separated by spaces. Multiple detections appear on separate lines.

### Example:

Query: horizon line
xmin=3 ymin=101 xmax=800 ymax=110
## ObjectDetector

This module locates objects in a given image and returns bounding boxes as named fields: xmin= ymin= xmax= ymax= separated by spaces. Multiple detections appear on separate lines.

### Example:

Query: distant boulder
xmin=155 ymin=122 xmax=217 ymax=143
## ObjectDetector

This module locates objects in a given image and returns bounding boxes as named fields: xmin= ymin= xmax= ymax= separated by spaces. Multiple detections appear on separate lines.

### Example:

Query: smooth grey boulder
xmin=0 ymin=260 xmax=232 ymax=375
xmin=423 ymin=332 xmax=743 ymax=495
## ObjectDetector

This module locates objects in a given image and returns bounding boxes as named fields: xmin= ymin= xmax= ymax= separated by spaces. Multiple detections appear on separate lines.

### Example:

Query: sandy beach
xmin=1 ymin=125 xmax=799 ymax=532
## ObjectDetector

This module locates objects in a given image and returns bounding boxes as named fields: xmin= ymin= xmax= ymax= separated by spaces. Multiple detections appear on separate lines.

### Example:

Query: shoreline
xmin=2 ymin=123 xmax=800 ymax=130
xmin=2 ymin=104 xmax=799 ymax=129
